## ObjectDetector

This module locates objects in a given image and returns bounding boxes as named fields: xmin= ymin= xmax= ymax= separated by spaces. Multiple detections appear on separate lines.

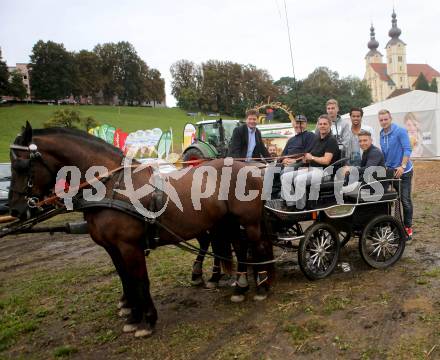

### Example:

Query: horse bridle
xmin=9 ymin=143 xmax=56 ymax=209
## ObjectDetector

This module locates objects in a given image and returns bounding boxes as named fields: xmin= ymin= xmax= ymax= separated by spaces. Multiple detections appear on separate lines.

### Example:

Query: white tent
xmin=342 ymin=90 xmax=440 ymax=159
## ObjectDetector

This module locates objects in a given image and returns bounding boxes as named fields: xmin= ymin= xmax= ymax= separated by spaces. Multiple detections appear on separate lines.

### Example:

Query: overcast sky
xmin=1 ymin=0 xmax=439 ymax=106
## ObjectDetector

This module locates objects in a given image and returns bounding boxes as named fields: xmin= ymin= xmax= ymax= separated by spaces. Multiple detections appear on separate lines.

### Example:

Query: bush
xmin=44 ymin=109 xmax=98 ymax=131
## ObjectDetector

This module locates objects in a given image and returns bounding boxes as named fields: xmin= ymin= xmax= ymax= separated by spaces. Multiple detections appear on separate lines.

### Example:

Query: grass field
xmin=0 ymin=104 xmax=230 ymax=162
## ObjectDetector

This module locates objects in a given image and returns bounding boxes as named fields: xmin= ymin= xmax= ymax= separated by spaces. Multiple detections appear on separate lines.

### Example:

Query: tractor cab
xmin=182 ymin=119 xmax=241 ymax=161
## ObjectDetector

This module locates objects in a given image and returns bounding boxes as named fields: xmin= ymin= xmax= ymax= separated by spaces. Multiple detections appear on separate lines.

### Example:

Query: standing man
xmin=347 ymin=107 xmax=375 ymax=166
xmin=324 ymin=99 xmax=351 ymax=153
xmin=228 ymin=109 xmax=270 ymax=161
xmin=378 ymin=109 xmax=413 ymax=240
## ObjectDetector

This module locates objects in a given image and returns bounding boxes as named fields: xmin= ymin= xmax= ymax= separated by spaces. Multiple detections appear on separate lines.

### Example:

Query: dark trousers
xmin=399 ymin=169 xmax=413 ymax=228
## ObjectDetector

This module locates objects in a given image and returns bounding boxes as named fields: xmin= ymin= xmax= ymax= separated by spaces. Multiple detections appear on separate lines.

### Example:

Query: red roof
xmin=370 ymin=63 xmax=390 ymax=81
xmin=370 ymin=63 xmax=440 ymax=83
xmin=407 ymin=64 xmax=440 ymax=82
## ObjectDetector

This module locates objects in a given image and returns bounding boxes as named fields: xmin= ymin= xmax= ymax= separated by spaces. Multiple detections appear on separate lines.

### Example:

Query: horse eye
xmin=12 ymin=159 xmax=30 ymax=172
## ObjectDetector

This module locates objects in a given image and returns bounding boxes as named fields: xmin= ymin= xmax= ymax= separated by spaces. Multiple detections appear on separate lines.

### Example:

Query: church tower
xmin=365 ymin=24 xmax=383 ymax=65
xmin=364 ymin=24 xmax=383 ymax=102
xmin=385 ymin=10 xmax=409 ymax=89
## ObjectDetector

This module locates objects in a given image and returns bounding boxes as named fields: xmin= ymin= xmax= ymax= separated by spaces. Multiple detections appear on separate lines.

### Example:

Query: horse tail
xmin=211 ymin=229 xmax=234 ymax=275
xmin=260 ymin=215 xmax=275 ymax=285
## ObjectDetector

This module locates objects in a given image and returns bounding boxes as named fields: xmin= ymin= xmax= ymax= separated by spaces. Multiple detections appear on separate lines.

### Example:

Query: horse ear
xmin=22 ymin=121 xmax=33 ymax=145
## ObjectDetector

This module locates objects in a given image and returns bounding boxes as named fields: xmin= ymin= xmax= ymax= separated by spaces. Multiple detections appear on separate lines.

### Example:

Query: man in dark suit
xmin=227 ymin=109 xmax=269 ymax=161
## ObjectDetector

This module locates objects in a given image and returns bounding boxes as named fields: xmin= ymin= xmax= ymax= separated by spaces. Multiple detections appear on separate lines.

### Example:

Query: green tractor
xmin=182 ymin=119 xmax=241 ymax=161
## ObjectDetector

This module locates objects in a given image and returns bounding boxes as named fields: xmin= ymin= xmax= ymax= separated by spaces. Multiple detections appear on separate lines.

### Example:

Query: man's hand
xmin=342 ymin=165 xmax=351 ymax=176
xmin=304 ymin=153 xmax=314 ymax=162
xmin=282 ymin=158 xmax=296 ymax=166
xmin=394 ymin=166 xmax=404 ymax=178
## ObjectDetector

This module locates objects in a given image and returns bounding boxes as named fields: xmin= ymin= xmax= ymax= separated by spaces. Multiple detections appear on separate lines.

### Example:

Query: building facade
xmin=364 ymin=11 xmax=440 ymax=102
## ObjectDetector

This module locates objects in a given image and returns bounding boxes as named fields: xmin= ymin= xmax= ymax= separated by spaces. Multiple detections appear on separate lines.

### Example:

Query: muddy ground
xmin=1 ymin=161 xmax=440 ymax=359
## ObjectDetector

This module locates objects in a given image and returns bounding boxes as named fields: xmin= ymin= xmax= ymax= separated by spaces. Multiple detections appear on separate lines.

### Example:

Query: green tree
xmin=74 ymin=50 xmax=102 ymax=99
xmin=430 ymin=78 xmax=438 ymax=93
xmin=170 ymin=59 xmax=201 ymax=106
xmin=274 ymin=67 xmax=371 ymax=122
xmin=94 ymin=41 xmax=162 ymax=105
xmin=44 ymin=109 xmax=98 ymax=131
xmin=30 ymin=40 xmax=76 ymax=100
xmin=148 ymin=69 xmax=166 ymax=106
xmin=0 ymin=50 xmax=9 ymax=96
xmin=414 ymin=72 xmax=431 ymax=91
xmin=8 ymin=70 xmax=27 ymax=100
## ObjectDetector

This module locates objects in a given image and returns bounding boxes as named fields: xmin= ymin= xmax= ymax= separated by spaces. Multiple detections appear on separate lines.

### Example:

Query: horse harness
xmin=9 ymin=143 xmax=281 ymax=266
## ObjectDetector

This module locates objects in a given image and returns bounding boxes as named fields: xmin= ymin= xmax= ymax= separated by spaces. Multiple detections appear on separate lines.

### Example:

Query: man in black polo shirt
xmin=281 ymin=114 xmax=340 ymax=209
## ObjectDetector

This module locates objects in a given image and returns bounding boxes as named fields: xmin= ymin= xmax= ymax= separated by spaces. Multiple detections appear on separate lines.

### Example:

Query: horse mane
xmin=28 ymin=127 xmax=124 ymax=157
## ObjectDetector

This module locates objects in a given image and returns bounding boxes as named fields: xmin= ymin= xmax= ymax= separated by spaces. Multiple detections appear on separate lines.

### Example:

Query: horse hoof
xmin=134 ymin=327 xmax=153 ymax=338
xmin=191 ymin=277 xmax=204 ymax=286
xmin=205 ymin=281 xmax=218 ymax=289
xmin=117 ymin=301 xmax=126 ymax=309
xmin=118 ymin=307 xmax=132 ymax=317
xmin=231 ymin=294 xmax=245 ymax=303
xmin=253 ymin=293 xmax=268 ymax=301
xmin=253 ymin=287 xmax=269 ymax=301
xmin=123 ymin=323 xmax=138 ymax=333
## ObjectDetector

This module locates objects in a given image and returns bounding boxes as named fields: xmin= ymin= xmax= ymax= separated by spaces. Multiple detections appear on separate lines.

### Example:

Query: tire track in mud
xmin=0 ymin=236 xmax=99 ymax=273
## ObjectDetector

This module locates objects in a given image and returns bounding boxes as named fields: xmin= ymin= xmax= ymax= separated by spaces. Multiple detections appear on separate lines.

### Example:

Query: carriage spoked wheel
xmin=359 ymin=215 xmax=406 ymax=269
xmin=298 ymin=222 xmax=340 ymax=280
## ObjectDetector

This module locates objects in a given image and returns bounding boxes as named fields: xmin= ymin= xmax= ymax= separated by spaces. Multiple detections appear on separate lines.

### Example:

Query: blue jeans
xmin=399 ymin=169 xmax=413 ymax=228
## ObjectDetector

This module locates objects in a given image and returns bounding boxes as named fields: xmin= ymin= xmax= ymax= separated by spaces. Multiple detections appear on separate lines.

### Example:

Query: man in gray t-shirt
xmin=316 ymin=99 xmax=350 ymax=155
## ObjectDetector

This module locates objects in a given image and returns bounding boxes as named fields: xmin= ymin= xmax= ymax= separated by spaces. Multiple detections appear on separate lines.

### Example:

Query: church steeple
xmin=386 ymin=10 xmax=409 ymax=89
xmin=368 ymin=24 xmax=379 ymax=51
xmin=365 ymin=23 xmax=382 ymax=61
xmin=387 ymin=10 xmax=405 ymax=46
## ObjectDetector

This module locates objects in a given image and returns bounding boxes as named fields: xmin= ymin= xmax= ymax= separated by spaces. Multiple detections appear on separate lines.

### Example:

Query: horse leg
xmin=205 ymin=248 xmax=222 ymax=289
xmin=104 ymin=245 xmax=132 ymax=317
xmin=245 ymin=223 xmax=274 ymax=301
xmin=230 ymin=225 xmax=249 ymax=303
xmin=192 ymin=233 xmax=209 ymax=286
xmin=118 ymin=243 xmax=157 ymax=338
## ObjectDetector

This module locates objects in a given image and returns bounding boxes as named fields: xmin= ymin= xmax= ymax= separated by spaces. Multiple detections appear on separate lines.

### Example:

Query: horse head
xmin=9 ymin=122 xmax=56 ymax=219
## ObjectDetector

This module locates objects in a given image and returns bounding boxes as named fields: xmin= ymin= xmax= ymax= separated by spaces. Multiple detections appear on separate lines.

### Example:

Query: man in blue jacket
xmin=378 ymin=109 xmax=414 ymax=240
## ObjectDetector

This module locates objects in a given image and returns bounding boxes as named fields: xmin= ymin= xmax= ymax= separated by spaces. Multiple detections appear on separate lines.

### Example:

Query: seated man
xmin=281 ymin=114 xmax=341 ymax=209
xmin=343 ymin=129 xmax=384 ymax=179
xmin=280 ymin=114 xmax=316 ymax=166
xmin=270 ymin=115 xmax=315 ymax=198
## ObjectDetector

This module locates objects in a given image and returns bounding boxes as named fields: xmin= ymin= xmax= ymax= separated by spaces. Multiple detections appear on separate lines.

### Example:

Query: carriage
xmin=263 ymin=163 xmax=407 ymax=280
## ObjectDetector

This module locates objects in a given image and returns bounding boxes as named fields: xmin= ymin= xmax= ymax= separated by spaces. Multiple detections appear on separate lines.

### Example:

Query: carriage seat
xmin=343 ymin=168 xmax=399 ymax=203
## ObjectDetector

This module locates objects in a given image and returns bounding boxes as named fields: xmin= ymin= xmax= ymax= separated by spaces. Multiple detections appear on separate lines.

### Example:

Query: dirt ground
xmin=1 ymin=161 xmax=440 ymax=359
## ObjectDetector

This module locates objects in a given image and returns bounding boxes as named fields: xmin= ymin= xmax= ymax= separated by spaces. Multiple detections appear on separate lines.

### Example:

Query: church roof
xmin=407 ymin=64 xmax=440 ymax=82
xmin=386 ymin=88 xmax=411 ymax=99
xmin=370 ymin=63 xmax=440 ymax=83
xmin=370 ymin=63 xmax=391 ymax=81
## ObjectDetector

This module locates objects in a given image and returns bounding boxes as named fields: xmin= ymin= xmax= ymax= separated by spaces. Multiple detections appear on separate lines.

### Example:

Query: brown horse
xmin=8 ymin=123 xmax=274 ymax=337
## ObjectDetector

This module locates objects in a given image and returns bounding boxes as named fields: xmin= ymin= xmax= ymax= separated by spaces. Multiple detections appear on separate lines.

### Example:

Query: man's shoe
xmin=404 ymin=226 xmax=413 ymax=242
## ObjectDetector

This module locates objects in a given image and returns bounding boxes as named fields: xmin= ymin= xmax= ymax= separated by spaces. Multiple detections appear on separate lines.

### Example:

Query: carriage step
xmin=277 ymin=234 xmax=304 ymax=242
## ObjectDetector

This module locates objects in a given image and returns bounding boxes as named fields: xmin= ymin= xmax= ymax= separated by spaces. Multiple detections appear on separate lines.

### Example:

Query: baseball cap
xmin=296 ymin=114 xmax=308 ymax=122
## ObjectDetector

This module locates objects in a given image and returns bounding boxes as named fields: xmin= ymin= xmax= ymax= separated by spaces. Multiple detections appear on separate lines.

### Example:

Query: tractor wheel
xmin=183 ymin=148 xmax=205 ymax=166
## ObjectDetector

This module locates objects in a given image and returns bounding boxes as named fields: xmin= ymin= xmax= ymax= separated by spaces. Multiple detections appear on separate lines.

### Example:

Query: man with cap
xmin=281 ymin=114 xmax=316 ymax=165
xmin=271 ymin=115 xmax=316 ymax=199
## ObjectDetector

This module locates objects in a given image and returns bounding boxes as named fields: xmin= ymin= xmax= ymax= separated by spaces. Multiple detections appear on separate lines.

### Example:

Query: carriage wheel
xmin=359 ymin=215 xmax=405 ymax=269
xmin=298 ymin=222 xmax=340 ymax=280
